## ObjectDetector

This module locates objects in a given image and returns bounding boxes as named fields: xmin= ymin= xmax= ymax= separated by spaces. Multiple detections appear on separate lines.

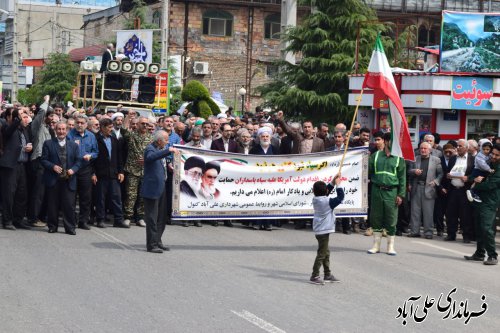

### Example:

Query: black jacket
xmin=94 ymin=133 xmax=123 ymax=179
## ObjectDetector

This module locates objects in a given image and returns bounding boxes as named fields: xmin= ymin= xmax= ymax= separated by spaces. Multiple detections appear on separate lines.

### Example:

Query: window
xmin=264 ymin=13 xmax=281 ymax=39
xmin=202 ymin=10 xmax=233 ymax=37
xmin=152 ymin=10 xmax=161 ymax=28
xmin=266 ymin=64 xmax=279 ymax=78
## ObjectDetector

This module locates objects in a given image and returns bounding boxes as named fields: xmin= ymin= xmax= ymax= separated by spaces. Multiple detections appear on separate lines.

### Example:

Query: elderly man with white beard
xmin=250 ymin=126 xmax=276 ymax=155
xmin=198 ymin=161 xmax=221 ymax=200
xmin=249 ymin=126 xmax=276 ymax=230
xmin=179 ymin=156 xmax=205 ymax=198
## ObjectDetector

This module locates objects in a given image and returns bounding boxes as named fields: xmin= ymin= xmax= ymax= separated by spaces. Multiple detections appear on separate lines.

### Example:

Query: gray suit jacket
xmin=408 ymin=155 xmax=443 ymax=199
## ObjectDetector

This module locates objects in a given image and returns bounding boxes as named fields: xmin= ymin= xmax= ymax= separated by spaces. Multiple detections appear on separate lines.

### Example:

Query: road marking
xmin=91 ymin=229 xmax=135 ymax=251
xmin=231 ymin=310 xmax=286 ymax=333
xmin=412 ymin=241 xmax=469 ymax=256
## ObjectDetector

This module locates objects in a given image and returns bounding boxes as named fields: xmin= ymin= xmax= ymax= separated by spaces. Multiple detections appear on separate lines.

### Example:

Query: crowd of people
xmin=0 ymin=96 xmax=499 ymax=260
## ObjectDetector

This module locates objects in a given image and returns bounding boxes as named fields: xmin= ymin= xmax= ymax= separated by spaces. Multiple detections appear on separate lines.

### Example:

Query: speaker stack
xmin=103 ymin=61 xmax=161 ymax=104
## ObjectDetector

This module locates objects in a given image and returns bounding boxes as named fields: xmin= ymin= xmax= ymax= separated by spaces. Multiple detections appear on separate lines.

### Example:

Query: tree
xmin=258 ymin=0 xmax=387 ymax=125
xmin=181 ymin=81 xmax=220 ymax=119
xmin=18 ymin=53 xmax=78 ymax=104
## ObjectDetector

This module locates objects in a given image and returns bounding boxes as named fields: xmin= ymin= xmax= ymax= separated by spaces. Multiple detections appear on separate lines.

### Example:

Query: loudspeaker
xmin=107 ymin=60 xmax=121 ymax=72
xmin=103 ymin=74 xmax=122 ymax=101
xmin=148 ymin=63 xmax=161 ymax=75
xmin=121 ymin=61 xmax=135 ymax=74
xmin=135 ymin=62 xmax=148 ymax=75
xmin=137 ymin=76 xmax=156 ymax=104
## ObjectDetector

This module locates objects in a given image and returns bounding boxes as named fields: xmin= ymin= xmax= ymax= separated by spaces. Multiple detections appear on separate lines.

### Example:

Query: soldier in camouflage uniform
xmin=123 ymin=116 xmax=153 ymax=227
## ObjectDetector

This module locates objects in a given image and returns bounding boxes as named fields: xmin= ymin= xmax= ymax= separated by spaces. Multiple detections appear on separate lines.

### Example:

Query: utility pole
xmin=12 ymin=0 xmax=19 ymax=102
xmin=280 ymin=0 xmax=297 ymax=64
xmin=161 ymin=0 xmax=169 ymax=69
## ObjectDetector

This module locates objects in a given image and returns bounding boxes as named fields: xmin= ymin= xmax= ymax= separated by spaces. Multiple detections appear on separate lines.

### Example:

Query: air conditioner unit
xmin=193 ymin=61 xmax=209 ymax=75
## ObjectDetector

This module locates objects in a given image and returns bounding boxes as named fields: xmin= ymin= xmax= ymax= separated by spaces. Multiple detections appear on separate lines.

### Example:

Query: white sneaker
xmin=124 ymin=219 xmax=131 ymax=227
xmin=137 ymin=219 xmax=146 ymax=227
xmin=466 ymin=190 xmax=474 ymax=202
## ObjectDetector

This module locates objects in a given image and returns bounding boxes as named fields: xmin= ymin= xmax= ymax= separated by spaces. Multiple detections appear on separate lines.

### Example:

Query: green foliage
xmin=181 ymin=80 xmax=210 ymax=101
xmin=21 ymin=53 xmax=78 ymax=103
xmin=198 ymin=100 xmax=213 ymax=120
xmin=205 ymin=97 xmax=221 ymax=115
xmin=181 ymin=80 xmax=218 ymax=117
xmin=258 ymin=0 xmax=386 ymax=124
xmin=17 ymin=86 xmax=42 ymax=105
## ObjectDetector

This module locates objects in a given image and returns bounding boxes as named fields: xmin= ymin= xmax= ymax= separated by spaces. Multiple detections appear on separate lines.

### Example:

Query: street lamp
xmin=238 ymin=86 xmax=246 ymax=114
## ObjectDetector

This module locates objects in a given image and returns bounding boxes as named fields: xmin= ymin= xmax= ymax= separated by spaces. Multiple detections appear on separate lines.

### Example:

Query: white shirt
xmin=58 ymin=138 xmax=66 ymax=147
xmin=450 ymin=153 xmax=467 ymax=188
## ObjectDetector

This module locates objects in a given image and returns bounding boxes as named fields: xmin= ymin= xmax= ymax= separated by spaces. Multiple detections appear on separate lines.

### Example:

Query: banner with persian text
xmin=172 ymin=146 xmax=369 ymax=220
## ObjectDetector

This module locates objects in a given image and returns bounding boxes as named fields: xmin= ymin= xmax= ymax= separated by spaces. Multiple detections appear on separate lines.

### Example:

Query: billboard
xmin=440 ymin=11 xmax=500 ymax=73
xmin=451 ymin=77 xmax=493 ymax=111
xmin=116 ymin=30 xmax=153 ymax=63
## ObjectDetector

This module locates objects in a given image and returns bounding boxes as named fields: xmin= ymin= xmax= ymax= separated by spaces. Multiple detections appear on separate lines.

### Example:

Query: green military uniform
xmin=369 ymin=150 xmax=406 ymax=235
xmin=471 ymin=161 xmax=499 ymax=260
xmin=123 ymin=131 xmax=153 ymax=221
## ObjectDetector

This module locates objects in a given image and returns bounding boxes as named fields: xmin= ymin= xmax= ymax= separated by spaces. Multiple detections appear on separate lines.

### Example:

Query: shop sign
xmin=451 ymin=77 xmax=493 ymax=110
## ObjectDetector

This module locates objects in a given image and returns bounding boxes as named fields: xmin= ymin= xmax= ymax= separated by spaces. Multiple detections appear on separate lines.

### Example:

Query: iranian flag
xmin=362 ymin=35 xmax=415 ymax=161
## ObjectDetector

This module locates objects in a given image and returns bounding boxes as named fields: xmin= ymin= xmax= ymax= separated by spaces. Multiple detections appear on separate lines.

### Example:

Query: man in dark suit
xmin=444 ymin=139 xmax=475 ymax=242
xmin=434 ymin=143 xmax=455 ymax=236
xmin=210 ymin=123 xmax=238 ymax=153
xmin=41 ymin=121 xmax=81 ymax=235
xmin=141 ymin=130 xmax=176 ymax=253
xmin=99 ymin=43 xmax=115 ymax=73
xmin=93 ymin=118 xmax=128 ymax=229
xmin=0 ymin=108 xmax=32 ymax=230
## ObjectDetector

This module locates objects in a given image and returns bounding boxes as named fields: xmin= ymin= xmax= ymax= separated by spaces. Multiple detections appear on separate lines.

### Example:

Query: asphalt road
xmin=1 ymin=222 xmax=499 ymax=333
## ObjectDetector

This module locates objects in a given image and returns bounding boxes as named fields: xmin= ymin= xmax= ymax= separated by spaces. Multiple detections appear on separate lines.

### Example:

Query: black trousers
xmin=76 ymin=166 xmax=93 ymax=226
xmin=95 ymin=177 xmax=123 ymax=224
xmin=46 ymin=179 xmax=76 ymax=232
xmin=0 ymin=164 xmax=28 ymax=226
xmin=165 ymin=169 xmax=174 ymax=223
xmin=433 ymin=193 xmax=447 ymax=232
xmin=27 ymin=158 xmax=46 ymax=223
xmin=144 ymin=187 xmax=167 ymax=250
xmin=446 ymin=187 xmax=473 ymax=239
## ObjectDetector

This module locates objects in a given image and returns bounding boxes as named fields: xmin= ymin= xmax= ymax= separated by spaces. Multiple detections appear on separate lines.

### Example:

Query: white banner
xmin=172 ymin=147 xmax=369 ymax=220
xmin=116 ymin=30 xmax=153 ymax=63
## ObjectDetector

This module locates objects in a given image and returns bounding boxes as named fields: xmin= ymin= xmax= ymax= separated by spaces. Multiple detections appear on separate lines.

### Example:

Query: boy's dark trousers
xmin=312 ymin=233 xmax=331 ymax=277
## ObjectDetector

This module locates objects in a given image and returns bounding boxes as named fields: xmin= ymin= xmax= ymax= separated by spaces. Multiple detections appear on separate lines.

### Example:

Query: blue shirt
xmin=67 ymin=128 xmax=99 ymax=168
xmin=165 ymin=131 xmax=181 ymax=163
xmin=103 ymin=136 xmax=112 ymax=159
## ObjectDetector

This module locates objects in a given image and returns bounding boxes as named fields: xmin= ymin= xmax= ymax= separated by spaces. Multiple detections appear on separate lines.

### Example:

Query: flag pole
xmin=338 ymin=89 xmax=364 ymax=176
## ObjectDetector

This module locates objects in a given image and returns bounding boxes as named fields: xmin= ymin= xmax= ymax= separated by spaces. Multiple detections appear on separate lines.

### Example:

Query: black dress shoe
xmin=463 ymin=238 xmax=471 ymax=244
xmin=182 ymin=221 xmax=189 ymax=227
xmin=65 ymin=230 xmax=76 ymax=235
xmin=395 ymin=230 xmax=402 ymax=236
xmin=342 ymin=230 xmax=351 ymax=235
xmin=113 ymin=222 xmax=130 ymax=228
xmin=78 ymin=223 xmax=91 ymax=230
xmin=48 ymin=228 xmax=57 ymax=233
xmin=3 ymin=224 xmax=16 ymax=230
xmin=264 ymin=226 xmax=273 ymax=231
xmin=194 ymin=221 xmax=202 ymax=227
xmin=424 ymin=235 xmax=433 ymax=239
xmin=147 ymin=247 xmax=163 ymax=254
xmin=407 ymin=233 xmax=421 ymax=238
xmin=14 ymin=222 xmax=31 ymax=230
xmin=212 ymin=221 xmax=219 ymax=227
xmin=224 ymin=221 xmax=233 ymax=227
xmin=158 ymin=244 xmax=170 ymax=251
xmin=437 ymin=231 xmax=444 ymax=237
xmin=444 ymin=235 xmax=456 ymax=241
xmin=484 ymin=257 xmax=498 ymax=265
xmin=464 ymin=254 xmax=484 ymax=261
xmin=96 ymin=221 xmax=106 ymax=228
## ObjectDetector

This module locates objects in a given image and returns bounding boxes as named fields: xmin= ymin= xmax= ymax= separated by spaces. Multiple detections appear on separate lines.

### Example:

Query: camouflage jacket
xmin=124 ymin=131 xmax=153 ymax=177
